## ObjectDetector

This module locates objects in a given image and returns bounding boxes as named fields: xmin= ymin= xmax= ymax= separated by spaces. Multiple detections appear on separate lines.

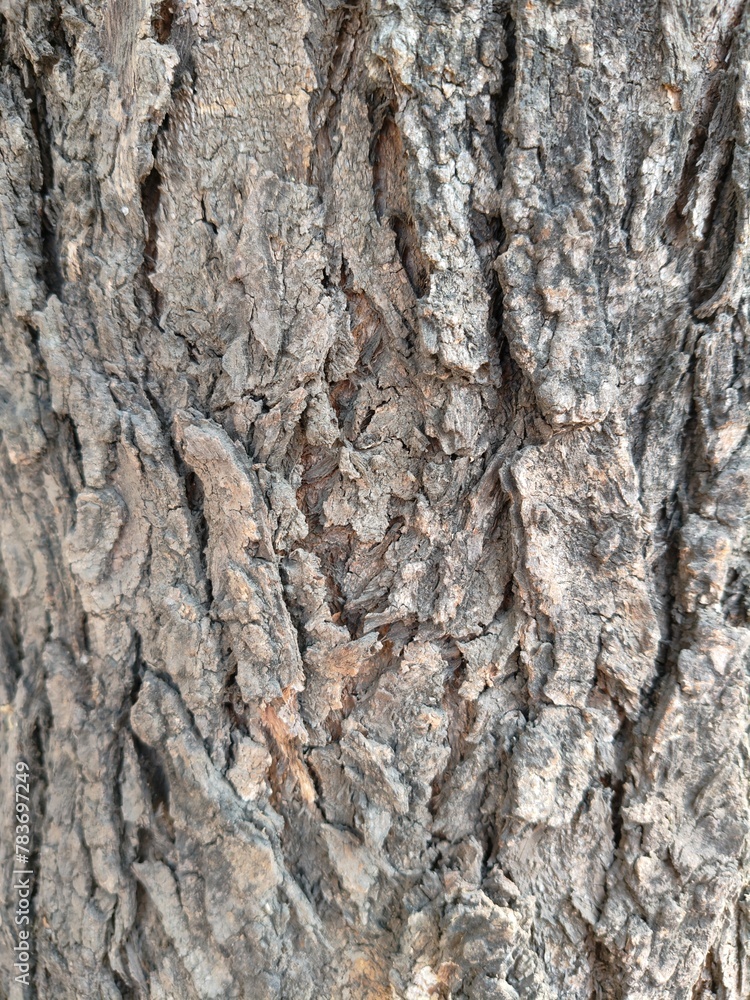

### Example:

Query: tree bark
xmin=1 ymin=0 xmax=749 ymax=997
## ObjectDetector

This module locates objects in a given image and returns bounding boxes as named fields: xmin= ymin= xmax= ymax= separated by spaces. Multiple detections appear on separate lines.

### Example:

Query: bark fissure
xmin=2 ymin=1 xmax=750 ymax=997
xmin=140 ymin=140 xmax=164 ymax=326
xmin=22 ymin=61 xmax=63 ymax=299
xmin=370 ymin=96 xmax=432 ymax=298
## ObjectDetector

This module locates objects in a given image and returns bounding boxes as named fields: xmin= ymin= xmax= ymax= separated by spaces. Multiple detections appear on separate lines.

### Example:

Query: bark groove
xmin=1 ymin=1 xmax=749 ymax=998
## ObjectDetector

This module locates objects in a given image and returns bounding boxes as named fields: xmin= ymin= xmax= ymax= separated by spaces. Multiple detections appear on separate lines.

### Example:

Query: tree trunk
xmin=1 ymin=0 xmax=749 ymax=997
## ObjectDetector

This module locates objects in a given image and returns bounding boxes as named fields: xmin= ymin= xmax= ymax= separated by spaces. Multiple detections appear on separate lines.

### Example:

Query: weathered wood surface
xmin=1 ymin=1 xmax=749 ymax=997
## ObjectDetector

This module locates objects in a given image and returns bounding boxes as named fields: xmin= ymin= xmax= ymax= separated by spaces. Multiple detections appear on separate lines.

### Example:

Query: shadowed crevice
xmin=140 ymin=138 xmax=164 ymax=325
xmin=23 ymin=62 xmax=63 ymax=299
xmin=369 ymin=96 xmax=431 ymax=298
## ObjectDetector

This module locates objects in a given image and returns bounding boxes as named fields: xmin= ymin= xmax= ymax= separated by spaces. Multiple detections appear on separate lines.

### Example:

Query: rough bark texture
xmin=1 ymin=0 xmax=749 ymax=997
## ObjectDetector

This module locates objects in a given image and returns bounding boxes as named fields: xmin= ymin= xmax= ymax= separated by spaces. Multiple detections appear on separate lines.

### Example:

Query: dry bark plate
xmin=0 ymin=0 xmax=749 ymax=997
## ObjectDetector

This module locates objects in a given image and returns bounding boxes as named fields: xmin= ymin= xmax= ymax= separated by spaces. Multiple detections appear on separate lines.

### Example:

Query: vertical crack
xmin=140 ymin=0 xmax=180 ymax=329
xmin=492 ymin=10 xmax=516 ymax=177
xmin=140 ymin=138 xmax=164 ymax=325
xmin=648 ymin=492 xmax=683 ymax=701
xmin=369 ymin=95 xmax=431 ymax=298
xmin=23 ymin=62 xmax=63 ymax=299
xmin=490 ymin=10 xmax=516 ymax=353
xmin=471 ymin=7 xmax=517 ymax=379
xmin=184 ymin=468 xmax=212 ymax=606
xmin=600 ymin=770 xmax=625 ymax=851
